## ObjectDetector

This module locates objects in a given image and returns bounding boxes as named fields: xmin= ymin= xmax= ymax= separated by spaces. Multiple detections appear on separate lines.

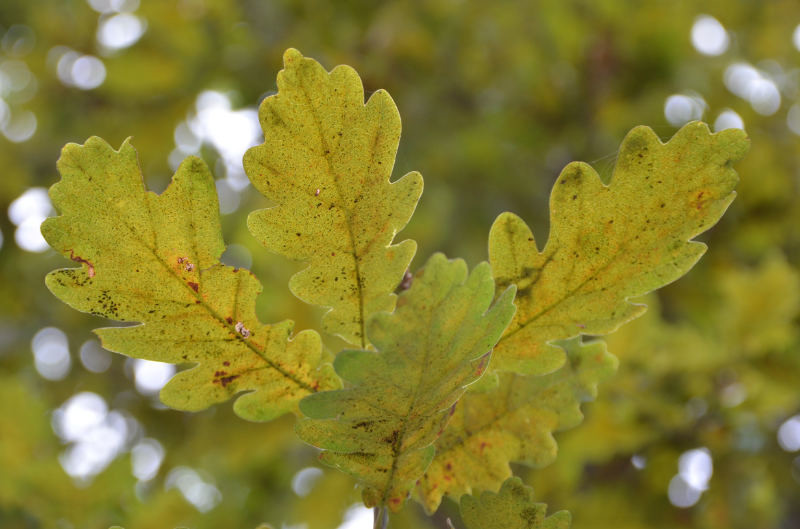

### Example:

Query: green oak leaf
xmin=244 ymin=48 xmax=423 ymax=348
xmin=459 ymin=477 xmax=571 ymax=529
xmin=417 ymin=338 xmax=616 ymax=512
xmin=42 ymin=137 xmax=338 ymax=422
xmin=296 ymin=253 xmax=516 ymax=511
xmin=489 ymin=122 xmax=749 ymax=374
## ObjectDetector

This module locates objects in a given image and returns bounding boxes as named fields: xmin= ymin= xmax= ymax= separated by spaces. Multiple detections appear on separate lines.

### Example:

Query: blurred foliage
xmin=0 ymin=1 xmax=798 ymax=528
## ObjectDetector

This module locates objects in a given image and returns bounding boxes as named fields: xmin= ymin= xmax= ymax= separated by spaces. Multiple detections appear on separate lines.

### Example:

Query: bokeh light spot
xmin=2 ymin=25 xmax=36 ymax=57
xmin=668 ymin=475 xmax=702 ymax=508
xmin=336 ymin=504 xmax=373 ymax=529
xmin=691 ymin=15 xmax=729 ymax=56
xmin=31 ymin=327 xmax=71 ymax=380
xmin=778 ymin=415 xmax=800 ymax=452
xmin=713 ymin=109 xmax=744 ymax=131
xmin=131 ymin=438 xmax=165 ymax=481
xmin=291 ymin=467 xmax=323 ymax=497
xmin=664 ymin=94 xmax=705 ymax=126
xmin=3 ymin=109 xmax=37 ymax=143
xmin=97 ymin=13 xmax=146 ymax=50
xmin=79 ymin=339 xmax=113 ymax=373
xmin=133 ymin=359 xmax=175 ymax=395
xmin=165 ymin=467 xmax=222 ymax=512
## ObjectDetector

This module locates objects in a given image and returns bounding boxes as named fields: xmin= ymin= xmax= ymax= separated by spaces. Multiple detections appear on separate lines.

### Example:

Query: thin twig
xmin=373 ymin=505 xmax=389 ymax=529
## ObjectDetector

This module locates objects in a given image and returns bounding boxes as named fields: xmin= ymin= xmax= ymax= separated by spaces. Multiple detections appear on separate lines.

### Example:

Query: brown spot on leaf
xmin=383 ymin=430 xmax=400 ymax=447
xmin=474 ymin=351 xmax=491 ymax=377
xmin=219 ymin=374 xmax=239 ymax=387
xmin=690 ymin=190 xmax=709 ymax=211
xmin=187 ymin=281 xmax=199 ymax=292
xmin=68 ymin=250 xmax=95 ymax=278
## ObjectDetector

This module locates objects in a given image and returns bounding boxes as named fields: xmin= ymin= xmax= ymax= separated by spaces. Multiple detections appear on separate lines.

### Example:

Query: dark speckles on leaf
xmin=297 ymin=255 xmax=514 ymax=512
xmin=563 ymin=165 xmax=583 ymax=183
xmin=68 ymin=250 xmax=95 ymax=278
xmin=43 ymin=135 xmax=336 ymax=422
xmin=218 ymin=374 xmax=240 ymax=388
xmin=384 ymin=430 xmax=400 ymax=447
xmin=520 ymin=507 xmax=540 ymax=525
xmin=245 ymin=51 xmax=425 ymax=348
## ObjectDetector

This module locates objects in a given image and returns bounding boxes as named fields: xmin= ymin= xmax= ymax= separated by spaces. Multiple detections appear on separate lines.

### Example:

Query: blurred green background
xmin=0 ymin=1 xmax=798 ymax=528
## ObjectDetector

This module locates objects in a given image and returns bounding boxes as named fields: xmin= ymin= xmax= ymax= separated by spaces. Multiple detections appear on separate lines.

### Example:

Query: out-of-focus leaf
xmin=296 ymin=253 xmax=515 ymax=511
xmin=716 ymin=252 xmax=800 ymax=356
xmin=42 ymin=137 xmax=338 ymax=421
xmin=489 ymin=122 xmax=749 ymax=374
xmin=244 ymin=48 xmax=423 ymax=347
xmin=459 ymin=477 xmax=571 ymax=529
xmin=417 ymin=338 xmax=616 ymax=512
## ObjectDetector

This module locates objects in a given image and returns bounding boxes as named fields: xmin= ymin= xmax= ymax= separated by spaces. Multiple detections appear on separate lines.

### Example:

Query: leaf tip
xmin=282 ymin=47 xmax=304 ymax=65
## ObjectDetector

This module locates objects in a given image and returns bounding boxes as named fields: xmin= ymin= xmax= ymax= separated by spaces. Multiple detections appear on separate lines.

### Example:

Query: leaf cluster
xmin=42 ymin=49 xmax=748 ymax=527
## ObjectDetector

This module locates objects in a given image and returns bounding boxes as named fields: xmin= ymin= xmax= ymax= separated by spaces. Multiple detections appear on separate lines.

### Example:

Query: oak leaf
xmin=296 ymin=253 xmax=515 ymax=511
xmin=417 ymin=338 xmax=615 ymax=512
xmin=43 ymin=137 xmax=338 ymax=421
xmin=459 ymin=477 xmax=570 ymax=529
xmin=489 ymin=122 xmax=749 ymax=374
xmin=244 ymin=48 xmax=423 ymax=348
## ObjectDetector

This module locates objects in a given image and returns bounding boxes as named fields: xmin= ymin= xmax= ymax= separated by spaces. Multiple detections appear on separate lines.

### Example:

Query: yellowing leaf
xmin=295 ymin=253 xmax=516 ymax=511
xmin=459 ymin=477 xmax=571 ymax=529
xmin=244 ymin=48 xmax=423 ymax=348
xmin=417 ymin=338 xmax=616 ymax=512
xmin=489 ymin=122 xmax=749 ymax=374
xmin=42 ymin=137 xmax=338 ymax=422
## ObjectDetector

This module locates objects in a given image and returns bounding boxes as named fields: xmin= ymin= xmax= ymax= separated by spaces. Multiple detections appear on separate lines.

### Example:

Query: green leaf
xmin=295 ymin=253 xmax=516 ymax=511
xmin=489 ymin=122 xmax=748 ymax=374
xmin=417 ymin=338 xmax=616 ymax=512
xmin=42 ymin=137 xmax=338 ymax=422
xmin=244 ymin=48 xmax=423 ymax=348
xmin=459 ymin=477 xmax=571 ymax=529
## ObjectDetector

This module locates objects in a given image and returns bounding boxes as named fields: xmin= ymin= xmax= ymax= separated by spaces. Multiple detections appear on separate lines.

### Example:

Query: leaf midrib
xmin=81 ymin=166 xmax=316 ymax=393
xmin=377 ymin=280 xmax=484 ymax=505
xmin=303 ymin=83 xmax=373 ymax=348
